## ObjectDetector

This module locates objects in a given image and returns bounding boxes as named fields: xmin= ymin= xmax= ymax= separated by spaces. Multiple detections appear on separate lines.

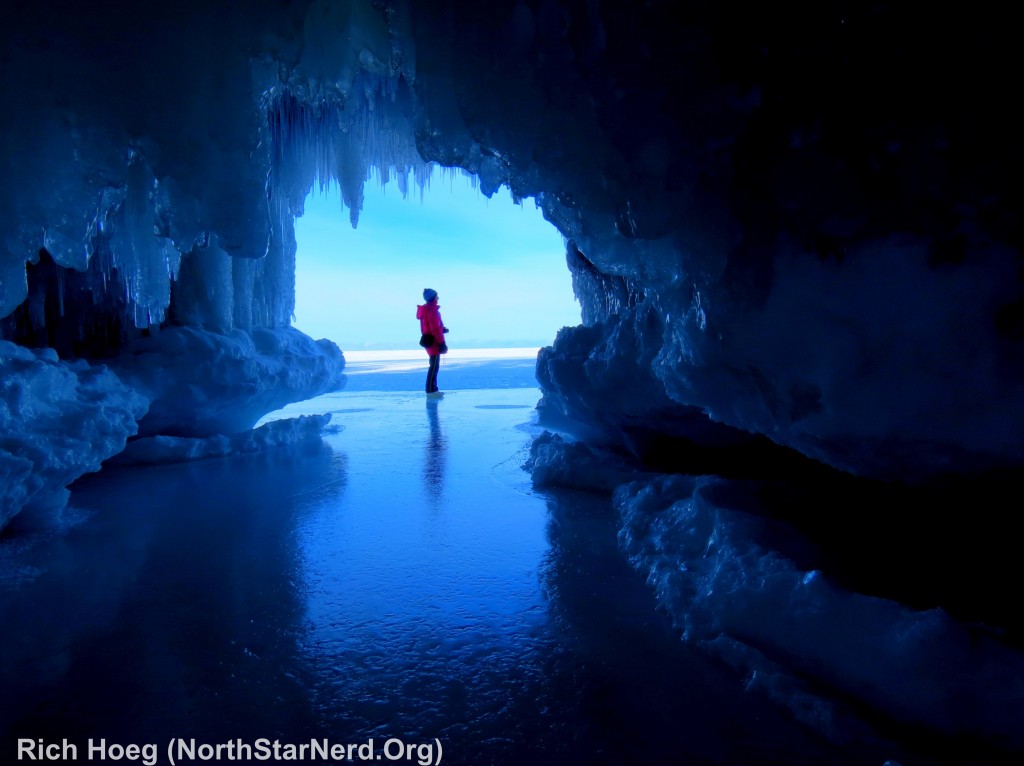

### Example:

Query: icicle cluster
xmin=0 ymin=0 xmax=436 ymax=349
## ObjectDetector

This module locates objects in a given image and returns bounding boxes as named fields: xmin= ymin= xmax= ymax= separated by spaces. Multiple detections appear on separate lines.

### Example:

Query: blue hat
xmin=423 ymin=288 xmax=438 ymax=302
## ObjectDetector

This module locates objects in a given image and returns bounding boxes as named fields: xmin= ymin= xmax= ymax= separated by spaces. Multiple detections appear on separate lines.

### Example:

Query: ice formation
xmin=108 ymin=413 xmax=335 ymax=466
xmin=2 ymin=0 xmax=1022 ymax=752
xmin=108 ymin=326 xmax=345 ymax=438
xmin=613 ymin=472 xmax=1024 ymax=751
xmin=0 ymin=341 xmax=148 ymax=529
xmin=4 ymin=0 xmax=1018 ymax=489
xmin=527 ymin=432 xmax=1024 ymax=751
xmin=523 ymin=431 xmax=652 ymax=493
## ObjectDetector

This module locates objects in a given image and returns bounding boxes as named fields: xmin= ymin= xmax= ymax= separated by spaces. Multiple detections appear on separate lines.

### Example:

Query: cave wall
xmin=401 ymin=0 xmax=1024 ymax=480
xmin=1 ymin=0 xmax=1023 ymax=499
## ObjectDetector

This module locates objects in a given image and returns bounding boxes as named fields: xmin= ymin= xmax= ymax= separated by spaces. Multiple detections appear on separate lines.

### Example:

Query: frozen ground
xmin=335 ymin=347 xmax=544 ymax=392
xmin=0 ymin=353 xmax=991 ymax=765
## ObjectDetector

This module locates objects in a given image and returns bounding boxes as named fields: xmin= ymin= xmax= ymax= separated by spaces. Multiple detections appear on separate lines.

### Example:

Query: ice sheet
xmin=0 ymin=382 xmax=947 ymax=766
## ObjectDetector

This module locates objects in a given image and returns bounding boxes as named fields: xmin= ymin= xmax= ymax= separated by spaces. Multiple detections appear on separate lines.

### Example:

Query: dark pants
xmin=426 ymin=354 xmax=440 ymax=393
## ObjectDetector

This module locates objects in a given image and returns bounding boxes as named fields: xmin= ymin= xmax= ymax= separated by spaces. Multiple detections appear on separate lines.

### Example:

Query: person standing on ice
xmin=417 ymin=288 xmax=449 ymax=397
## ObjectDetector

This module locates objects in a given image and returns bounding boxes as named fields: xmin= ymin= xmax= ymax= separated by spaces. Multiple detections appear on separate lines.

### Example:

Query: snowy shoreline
xmin=343 ymin=347 xmax=541 ymax=362
xmin=341 ymin=347 xmax=541 ymax=375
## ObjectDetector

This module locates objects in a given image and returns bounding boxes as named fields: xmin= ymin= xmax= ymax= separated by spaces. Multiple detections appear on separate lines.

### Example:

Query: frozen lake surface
xmin=0 ymin=352 xmax=971 ymax=765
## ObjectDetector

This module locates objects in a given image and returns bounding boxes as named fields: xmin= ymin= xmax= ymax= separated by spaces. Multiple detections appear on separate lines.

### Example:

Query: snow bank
xmin=0 ymin=341 xmax=148 ymax=530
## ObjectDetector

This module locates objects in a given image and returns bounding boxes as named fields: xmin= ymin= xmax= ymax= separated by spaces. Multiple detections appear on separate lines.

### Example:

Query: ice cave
xmin=2 ymin=1 xmax=1022 ymax=764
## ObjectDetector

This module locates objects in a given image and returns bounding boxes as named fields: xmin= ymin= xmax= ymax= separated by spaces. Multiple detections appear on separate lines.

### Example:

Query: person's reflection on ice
xmin=423 ymin=398 xmax=447 ymax=509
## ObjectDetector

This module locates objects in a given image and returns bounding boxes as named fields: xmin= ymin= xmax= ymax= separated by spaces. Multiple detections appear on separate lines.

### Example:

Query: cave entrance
xmin=292 ymin=167 xmax=579 ymax=353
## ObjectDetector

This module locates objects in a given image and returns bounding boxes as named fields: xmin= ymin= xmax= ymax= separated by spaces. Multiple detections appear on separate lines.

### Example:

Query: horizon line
xmin=343 ymin=347 xmax=543 ymax=363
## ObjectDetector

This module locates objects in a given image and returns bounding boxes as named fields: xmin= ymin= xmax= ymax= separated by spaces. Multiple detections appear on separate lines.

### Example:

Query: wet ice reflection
xmin=280 ymin=390 xmax=562 ymax=759
xmin=423 ymin=400 xmax=447 ymax=509
xmin=0 ymin=444 xmax=342 ymax=741
xmin=1 ymin=383 xmax=941 ymax=765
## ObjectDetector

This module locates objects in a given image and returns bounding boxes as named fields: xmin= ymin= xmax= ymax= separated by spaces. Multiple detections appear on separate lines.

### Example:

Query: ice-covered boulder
xmin=108 ymin=326 xmax=346 ymax=438
xmin=0 ymin=341 xmax=148 ymax=530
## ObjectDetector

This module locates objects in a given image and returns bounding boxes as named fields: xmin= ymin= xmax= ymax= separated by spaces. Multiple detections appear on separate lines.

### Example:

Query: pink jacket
xmin=417 ymin=301 xmax=447 ymax=356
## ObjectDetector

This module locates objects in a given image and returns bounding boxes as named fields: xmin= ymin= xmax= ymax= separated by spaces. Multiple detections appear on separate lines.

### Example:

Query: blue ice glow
xmin=0 ymin=378 xmax=919 ymax=765
xmin=0 ymin=361 xmax=978 ymax=765
xmin=293 ymin=170 xmax=580 ymax=350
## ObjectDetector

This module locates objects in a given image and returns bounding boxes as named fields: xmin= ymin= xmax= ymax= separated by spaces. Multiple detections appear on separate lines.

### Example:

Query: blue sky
xmin=293 ymin=168 xmax=581 ymax=350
